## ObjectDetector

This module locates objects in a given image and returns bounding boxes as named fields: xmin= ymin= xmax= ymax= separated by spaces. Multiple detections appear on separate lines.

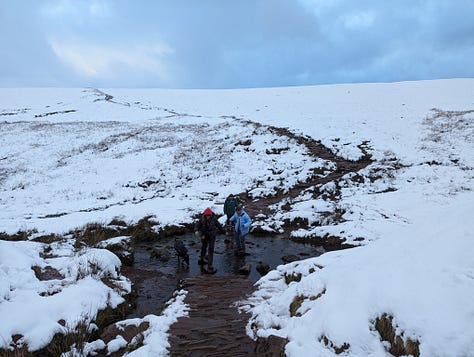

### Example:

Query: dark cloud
xmin=0 ymin=0 xmax=473 ymax=88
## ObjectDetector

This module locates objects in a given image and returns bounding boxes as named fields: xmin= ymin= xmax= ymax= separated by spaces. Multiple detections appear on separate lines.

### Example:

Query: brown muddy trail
xmin=238 ymin=122 xmax=372 ymax=251
xmin=165 ymin=122 xmax=372 ymax=356
xmin=167 ymin=276 xmax=257 ymax=357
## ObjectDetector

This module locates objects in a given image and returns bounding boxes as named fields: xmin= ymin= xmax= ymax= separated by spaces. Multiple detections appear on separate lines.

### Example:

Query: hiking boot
xmin=206 ymin=266 xmax=217 ymax=274
xmin=239 ymin=263 xmax=251 ymax=275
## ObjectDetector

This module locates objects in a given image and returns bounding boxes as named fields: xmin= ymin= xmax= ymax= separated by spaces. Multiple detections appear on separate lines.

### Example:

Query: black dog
xmin=174 ymin=239 xmax=189 ymax=266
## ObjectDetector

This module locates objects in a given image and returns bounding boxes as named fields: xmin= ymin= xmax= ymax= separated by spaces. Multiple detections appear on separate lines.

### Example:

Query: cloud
xmin=50 ymin=38 xmax=174 ymax=83
xmin=1 ymin=0 xmax=473 ymax=88
xmin=342 ymin=10 xmax=375 ymax=30
xmin=41 ymin=0 xmax=111 ymax=20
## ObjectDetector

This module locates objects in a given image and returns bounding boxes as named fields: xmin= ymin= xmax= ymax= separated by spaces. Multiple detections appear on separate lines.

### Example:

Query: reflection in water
xmin=126 ymin=233 xmax=324 ymax=318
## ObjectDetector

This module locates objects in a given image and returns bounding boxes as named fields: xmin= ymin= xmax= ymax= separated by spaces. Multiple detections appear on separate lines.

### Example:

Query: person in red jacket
xmin=194 ymin=207 xmax=225 ymax=274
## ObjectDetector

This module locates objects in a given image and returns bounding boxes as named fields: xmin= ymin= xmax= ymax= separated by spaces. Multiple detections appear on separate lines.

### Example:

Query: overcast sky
xmin=1 ymin=0 xmax=474 ymax=89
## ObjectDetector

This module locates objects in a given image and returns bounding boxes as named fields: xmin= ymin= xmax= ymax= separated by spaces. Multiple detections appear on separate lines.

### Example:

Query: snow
xmin=107 ymin=335 xmax=128 ymax=354
xmin=95 ymin=235 xmax=131 ymax=249
xmin=124 ymin=290 xmax=189 ymax=357
xmin=0 ymin=240 xmax=130 ymax=351
xmin=245 ymin=192 xmax=474 ymax=356
xmin=1 ymin=79 xmax=473 ymax=356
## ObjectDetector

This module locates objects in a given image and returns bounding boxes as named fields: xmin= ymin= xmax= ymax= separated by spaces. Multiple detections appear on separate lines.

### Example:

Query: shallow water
xmin=126 ymin=233 xmax=324 ymax=318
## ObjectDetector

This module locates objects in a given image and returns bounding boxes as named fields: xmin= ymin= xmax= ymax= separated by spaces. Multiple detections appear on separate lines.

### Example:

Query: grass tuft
xmin=284 ymin=273 xmax=302 ymax=285
xmin=374 ymin=313 xmax=420 ymax=357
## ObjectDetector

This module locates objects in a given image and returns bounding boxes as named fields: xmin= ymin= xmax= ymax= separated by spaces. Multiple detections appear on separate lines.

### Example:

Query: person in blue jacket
xmin=229 ymin=205 xmax=252 ymax=256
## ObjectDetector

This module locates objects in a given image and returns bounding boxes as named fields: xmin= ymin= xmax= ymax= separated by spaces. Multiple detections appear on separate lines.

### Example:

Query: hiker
xmin=223 ymin=194 xmax=240 ymax=235
xmin=229 ymin=205 xmax=252 ymax=256
xmin=194 ymin=207 xmax=225 ymax=274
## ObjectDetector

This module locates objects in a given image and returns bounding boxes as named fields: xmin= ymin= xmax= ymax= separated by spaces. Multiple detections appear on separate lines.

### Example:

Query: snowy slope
xmin=0 ymin=79 xmax=473 ymax=356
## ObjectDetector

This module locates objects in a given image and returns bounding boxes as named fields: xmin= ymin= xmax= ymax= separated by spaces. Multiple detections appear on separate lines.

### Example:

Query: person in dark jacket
xmin=194 ymin=207 xmax=225 ymax=274
xmin=223 ymin=194 xmax=240 ymax=235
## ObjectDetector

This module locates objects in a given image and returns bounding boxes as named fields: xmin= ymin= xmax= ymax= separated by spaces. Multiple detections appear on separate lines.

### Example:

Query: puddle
xmin=125 ymin=233 xmax=325 ymax=318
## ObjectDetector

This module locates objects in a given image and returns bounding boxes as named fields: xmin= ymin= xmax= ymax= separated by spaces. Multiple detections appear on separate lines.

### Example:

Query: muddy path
xmin=167 ymin=276 xmax=257 ymax=357
xmin=256 ymin=124 xmax=372 ymax=206
xmin=237 ymin=122 xmax=372 ymax=246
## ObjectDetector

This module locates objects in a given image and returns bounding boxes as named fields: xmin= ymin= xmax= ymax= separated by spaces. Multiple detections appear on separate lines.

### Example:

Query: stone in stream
xmin=239 ymin=263 xmax=251 ymax=275
xmin=282 ymin=254 xmax=300 ymax=263
xmin=256 ymin=261 xmax=270 ymax=276
xmin=150 ymin=248 xmax=171 ymax=262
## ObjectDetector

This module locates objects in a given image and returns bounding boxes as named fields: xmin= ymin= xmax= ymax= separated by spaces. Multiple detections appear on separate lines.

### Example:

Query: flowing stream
xmin=124 ymin=233 xmax=325 ymax=318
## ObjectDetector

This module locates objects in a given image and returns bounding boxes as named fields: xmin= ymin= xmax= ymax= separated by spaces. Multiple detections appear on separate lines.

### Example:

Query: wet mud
xmin=167 ymin=275 xmax=257 ymax=357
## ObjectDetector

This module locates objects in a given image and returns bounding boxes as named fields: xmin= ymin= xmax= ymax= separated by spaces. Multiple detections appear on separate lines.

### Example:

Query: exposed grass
xmin=34 ymin=317 xmax=93 ymax=357
xmin=108 ymin=218 xmax=128 ymax=227
xmin=283 ymin=217 xmax=310 ymax=229
xmin=374 ymin=313 xmax=420 ymax=357
xmin=284 ymin=272 xmax=302 ymax=285
xmin=290 ymin=233 xmax=354 ymax=251
xmin=94 ymin=299 xmax=133 ymax=335
xmin=289 ymin=295 xmax=305 ymax=317
xmin=290 ymin=288 xmax=326 ymax=317
xmin=31 ymin=233 xmax=63 ymax=244
xmin=32 ymin=265 xmax=64 ymax=281
xmin=72 ymin=222 xmax=121 ymax=249
xmin=75 ymin=255 xmax=102 ymax=280
xmin=320 ymin=335 xmax=350 ymax=355
xmin=0 ymin=336 xmax=31 ymax=357
xmin=71 ymin=216 xmax=159 ymax=246
xmin=0 ymin=229 xmax=36 ymax=241
xmin=129 ymin=216 xmax=160 ymax=241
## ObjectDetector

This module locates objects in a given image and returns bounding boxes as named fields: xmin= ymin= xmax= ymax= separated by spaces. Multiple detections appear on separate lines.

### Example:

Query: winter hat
xmin=203 ymin=207 xmax=213 ymax=216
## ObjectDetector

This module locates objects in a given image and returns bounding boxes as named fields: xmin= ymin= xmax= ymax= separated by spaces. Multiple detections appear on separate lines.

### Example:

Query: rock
xmin=281 ymin=254 xmax=300 ymax=263
xmin=150 ymin=248 xmax=171 ymax=261
xmin=254 ymin=335 xmax=288 ymax=356
xmin=239 ymin=263 xmax=252 ymax=275
xmin=32 ymin=265 xmax=64 ymax=281
xmin=256 ymin=261 xmax=270 ymax=276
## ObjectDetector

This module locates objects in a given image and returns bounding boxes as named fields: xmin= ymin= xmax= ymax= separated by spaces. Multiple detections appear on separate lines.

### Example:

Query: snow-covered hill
xmin=1 ymin=79 xmax=473 ymax=356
